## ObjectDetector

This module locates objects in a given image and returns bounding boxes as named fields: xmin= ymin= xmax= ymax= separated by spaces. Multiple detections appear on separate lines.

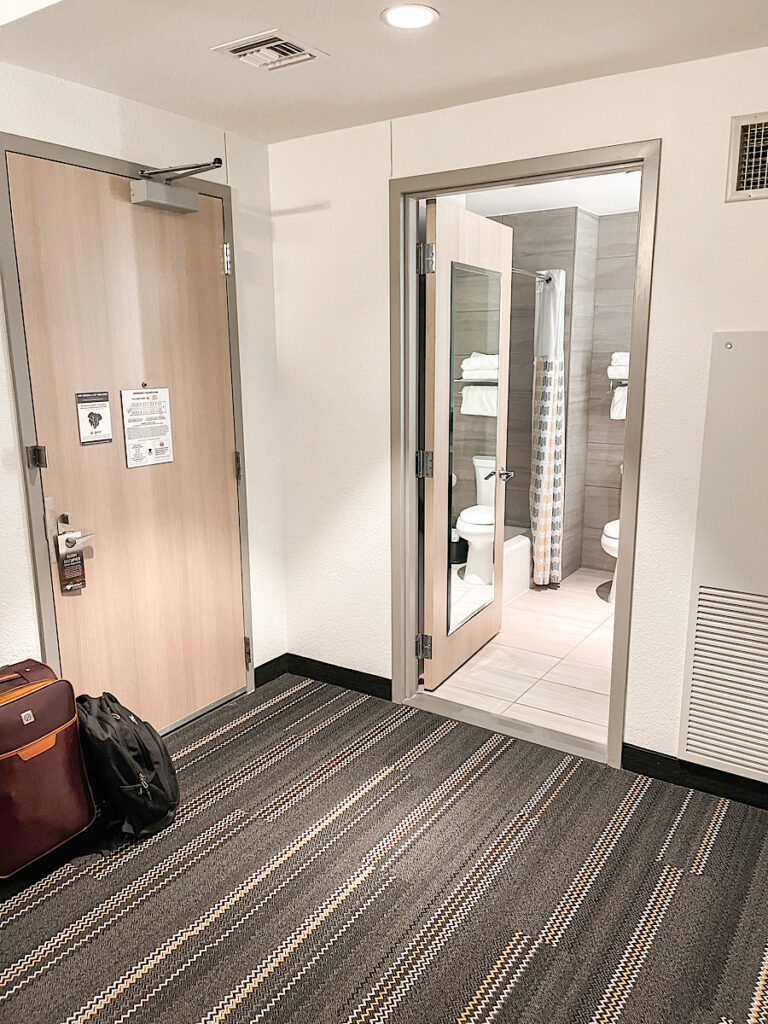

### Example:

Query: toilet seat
xmin=603 ymin=519 xmax=620 ymax=541
xmin=458 ymin=504 xmax=494 ymax=526
xmin=600 ymin=519 xmax=620 ymax=570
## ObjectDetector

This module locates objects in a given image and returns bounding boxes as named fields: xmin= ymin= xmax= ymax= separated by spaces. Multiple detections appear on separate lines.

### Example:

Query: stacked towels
xmin=608 ymin=351 xmax=629 ymax=420
xmin=461 ymin=386 xmax=498 ymax=417
xmin=460 ymin=352 xmax=498 ymax=415
xmin=606 ymin=351 xmax=629 ymax=380
xmin=461 ymin=352 xmax=499 ymax=380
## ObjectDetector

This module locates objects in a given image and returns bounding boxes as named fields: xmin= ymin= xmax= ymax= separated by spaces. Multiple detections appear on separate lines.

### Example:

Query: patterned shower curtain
xmin=529 ymin=269 xmax=566 ymax=586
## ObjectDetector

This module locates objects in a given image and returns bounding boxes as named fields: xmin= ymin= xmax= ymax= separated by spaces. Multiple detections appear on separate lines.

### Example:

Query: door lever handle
xmin=498 ymin=469 xmax=515 ymax=482
xmin=64 ymin=533 xmax=96 ymax=550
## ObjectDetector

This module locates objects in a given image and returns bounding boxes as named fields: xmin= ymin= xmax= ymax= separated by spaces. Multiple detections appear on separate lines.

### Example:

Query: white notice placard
xmin=76 ymin=391 xmax=112 ymax=445
xmin=120 ymin=388 xmax=174 ymax=468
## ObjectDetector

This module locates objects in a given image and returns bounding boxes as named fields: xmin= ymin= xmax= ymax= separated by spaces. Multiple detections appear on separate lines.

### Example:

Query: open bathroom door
xmin=421 ymin=199 xmax=513 ymax=690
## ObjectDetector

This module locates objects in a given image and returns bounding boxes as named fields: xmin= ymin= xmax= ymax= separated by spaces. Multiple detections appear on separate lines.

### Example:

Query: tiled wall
xmin=582 ymin=212 xmax=638 ymax=569
xmin=565 ymin=210 xmax=599 ymax=578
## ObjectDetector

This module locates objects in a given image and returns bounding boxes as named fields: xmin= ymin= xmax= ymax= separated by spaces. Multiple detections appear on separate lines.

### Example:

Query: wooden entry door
xmin=422 ymin=199 xmax=513 ymax=690
xmin=8 ymin=153 xmax=246 ymax=729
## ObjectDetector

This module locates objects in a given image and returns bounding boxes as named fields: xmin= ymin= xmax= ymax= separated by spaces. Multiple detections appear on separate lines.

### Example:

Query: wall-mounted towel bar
xmin=454 ymin=378 xmax=498 ymax=385
xmin=606 ymin=376 xmax=629 ymax=391
xmin=511 ymin=266 xmax=552 ymax=284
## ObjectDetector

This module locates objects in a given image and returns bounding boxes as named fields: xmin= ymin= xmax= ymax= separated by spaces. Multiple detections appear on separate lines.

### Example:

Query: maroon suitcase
xmin=0 ymin=659 xmax=95 ymax=877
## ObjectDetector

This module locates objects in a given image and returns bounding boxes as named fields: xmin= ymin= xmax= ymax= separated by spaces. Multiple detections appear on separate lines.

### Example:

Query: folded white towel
xmin=461 ymin=385 xmax=498 ymax=417
xmin=461 ymin=368 xmax=499 ymax=381
xmin=610 ymin=351 xmax=630 ymax=366
xmin=461 ymin=352 xmax=499 ymax=371
xmin=610 ymin=384 xmax=628 ymax=420
xmin=607 ymin=365 xmax=629 ymax=380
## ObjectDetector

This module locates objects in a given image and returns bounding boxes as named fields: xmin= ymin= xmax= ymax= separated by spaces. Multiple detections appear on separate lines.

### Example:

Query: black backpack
xmin=76 ymin=693 xmax=179 ymax=839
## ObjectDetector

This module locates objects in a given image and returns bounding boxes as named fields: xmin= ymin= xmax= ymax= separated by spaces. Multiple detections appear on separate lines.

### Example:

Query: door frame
xmin=389 ymin=140 xmax=661 ymax=768
xmin=0 ymin=133 xmax=254 ymax=727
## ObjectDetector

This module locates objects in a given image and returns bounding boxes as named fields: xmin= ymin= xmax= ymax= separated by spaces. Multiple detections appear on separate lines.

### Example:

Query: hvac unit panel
xmin=679 ymin=333 xmax=768 ymax=783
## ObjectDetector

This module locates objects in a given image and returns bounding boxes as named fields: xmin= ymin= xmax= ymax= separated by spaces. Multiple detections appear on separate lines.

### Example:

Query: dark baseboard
xmin=252 ymin=653 xmax=392 ymax=701
xmin=622 ymin=744 xmax=768 ymax=810
xmin=253 ymin=653 xmax=291 ymax=688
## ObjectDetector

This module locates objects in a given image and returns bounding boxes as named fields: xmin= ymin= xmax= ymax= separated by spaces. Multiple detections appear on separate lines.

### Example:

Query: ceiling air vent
xmin=212 ymin=31 xmax=322 ymax=71
xmin=726 ymin=113 xmax=768 ymax=202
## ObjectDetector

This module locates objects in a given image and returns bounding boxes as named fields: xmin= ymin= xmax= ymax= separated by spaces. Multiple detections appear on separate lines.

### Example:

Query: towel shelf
xmin=454 ymin=378 xmax=499 ymax=385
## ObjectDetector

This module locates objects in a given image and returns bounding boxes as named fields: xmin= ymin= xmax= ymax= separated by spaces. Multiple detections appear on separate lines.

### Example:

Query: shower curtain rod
xmin=511 ymin=266 xmax=553 ymax=284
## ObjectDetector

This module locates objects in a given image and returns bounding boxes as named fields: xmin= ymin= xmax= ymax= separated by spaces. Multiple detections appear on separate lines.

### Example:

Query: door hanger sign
xmin=76 ymin=392 xmax=113 ymax=445
xmin=120 ymin=387 xmax=174 ymax=469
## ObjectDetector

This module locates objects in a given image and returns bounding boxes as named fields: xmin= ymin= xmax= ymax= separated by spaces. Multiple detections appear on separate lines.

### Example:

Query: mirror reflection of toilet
xmin=456 ymin=456 xmax=496 ymax=584
xmin=600 ymin=463 xmax=622 ymax=603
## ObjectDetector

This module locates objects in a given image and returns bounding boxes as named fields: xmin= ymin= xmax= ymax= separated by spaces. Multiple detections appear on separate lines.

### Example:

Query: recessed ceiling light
xmin=380 ymin=5 xmax=439 ymax=29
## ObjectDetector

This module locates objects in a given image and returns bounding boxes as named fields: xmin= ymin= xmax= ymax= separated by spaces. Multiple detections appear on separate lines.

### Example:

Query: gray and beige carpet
xmin=2 ymin=675 xmax=768 ymax=1023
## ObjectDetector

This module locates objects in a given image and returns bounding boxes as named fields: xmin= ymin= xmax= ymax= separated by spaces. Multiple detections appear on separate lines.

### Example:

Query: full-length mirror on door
xmin=421 ymin=199 xmax=513 ymax=690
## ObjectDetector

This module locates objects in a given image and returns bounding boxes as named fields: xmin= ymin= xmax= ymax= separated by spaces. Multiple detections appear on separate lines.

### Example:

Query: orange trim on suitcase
xmin=0 ymin=715 xmax=77 ymax=761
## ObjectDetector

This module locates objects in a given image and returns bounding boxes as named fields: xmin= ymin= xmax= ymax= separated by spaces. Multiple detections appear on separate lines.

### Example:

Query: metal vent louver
xmin=726 ymin=113 xmax=768 ymax=201
xmin=212 ymin=31 xmax=320 ymax=70
xmin=737 ymin=122 xmax=768 ymax=192
xmin=682 ymin=585 xmax=768 ymax=779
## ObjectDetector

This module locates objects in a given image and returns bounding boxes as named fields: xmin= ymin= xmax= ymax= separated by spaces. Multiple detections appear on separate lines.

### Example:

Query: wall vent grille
xmin=683 ymin=585 xmax=768 ymax=779
xmin=212 ymin=31 xmax=321 ymax=71
xmin=726 ymin=113 xmax=768 ymax=201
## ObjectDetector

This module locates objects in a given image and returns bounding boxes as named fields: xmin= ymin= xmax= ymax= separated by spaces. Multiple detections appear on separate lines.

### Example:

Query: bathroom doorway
xmin=390 ymin=142 xmax=661 ymax=767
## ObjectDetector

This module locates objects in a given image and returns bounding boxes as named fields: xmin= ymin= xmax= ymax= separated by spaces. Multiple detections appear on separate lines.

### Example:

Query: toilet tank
xmin=472 ymin=456 xmax=496 ymax=506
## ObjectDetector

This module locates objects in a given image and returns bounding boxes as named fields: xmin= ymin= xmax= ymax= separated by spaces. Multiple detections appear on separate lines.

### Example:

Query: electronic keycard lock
xmin=56 ymin=513 xmax=96 ymax=593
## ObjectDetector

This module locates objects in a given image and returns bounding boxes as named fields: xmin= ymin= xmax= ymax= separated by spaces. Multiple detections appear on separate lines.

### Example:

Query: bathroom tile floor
xmin=432 ymin=568 xmax=614 ymax=755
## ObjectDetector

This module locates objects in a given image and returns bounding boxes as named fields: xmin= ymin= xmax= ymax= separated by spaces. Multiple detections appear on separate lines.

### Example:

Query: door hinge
xmin=26 ymin=445 xmax=48 ymax=469
xmin=416 ymin=242 xmax=435 ymax=275
xmin=415 ymin=449 xmax=433 ymax=479
xmin=235 ymin=450 xmax=242 ymax=482
xmin=415 ymin=634 xmax=433 ymax=660
xmin=223 ymin=242 xmax=232 ymax=276
xmin=244 ymin=636 xmax=252 ymax=668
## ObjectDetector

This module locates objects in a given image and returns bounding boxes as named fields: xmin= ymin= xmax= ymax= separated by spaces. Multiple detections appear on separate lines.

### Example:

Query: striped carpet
xmin=2 ymin=675 xmax=768 ymax=1024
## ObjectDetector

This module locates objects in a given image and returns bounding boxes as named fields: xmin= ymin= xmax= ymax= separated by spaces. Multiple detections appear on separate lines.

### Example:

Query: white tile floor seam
xmin=431 ymin=568 xmax=615 ymax=755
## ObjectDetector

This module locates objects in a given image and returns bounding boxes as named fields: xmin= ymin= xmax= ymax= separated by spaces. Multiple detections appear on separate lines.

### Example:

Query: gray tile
xmin=504 ymin=488 xmax=530 ymax=529
xmin=570 ymin=312 xmax=595 ymax=351
xmin=583 ymin=484 xmax=620 ymax=531
xmin=598 ymin=212 xmax=639 ymax=258
xmin=504 ymin=208 xmax=577 ymax=257
xmin=581 ymin=527 xmax=616 ymax=571
xmin=452 ymin=272 xmax=503 ymax=313
xmin=594 ymin=256 xmax=636 ymax=307
xmin=586 ymin=443 xmax=624 ymax=488
xmin=575 ymin=209 xmax=599 ymax=255
xmin=453 ymin=311 xmax=503 ymax=355
xmin=592 ymin=305 xmax=634 ymax=355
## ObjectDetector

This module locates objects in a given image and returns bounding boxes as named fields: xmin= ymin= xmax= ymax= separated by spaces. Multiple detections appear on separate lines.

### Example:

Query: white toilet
xmin=600 ymin=519 xmax=620 ymax=602
xmin=456 ymin=456 xmax=496 ymax=585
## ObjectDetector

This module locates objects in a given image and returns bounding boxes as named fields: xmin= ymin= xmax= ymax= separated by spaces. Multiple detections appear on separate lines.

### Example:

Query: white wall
xmin=0 ymin=61 xmax=286 ymax=667
xmin=268 ymin=47 xmax=768 ymax=754
xmin=270 ymin=121 xmax=393 ymax=676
